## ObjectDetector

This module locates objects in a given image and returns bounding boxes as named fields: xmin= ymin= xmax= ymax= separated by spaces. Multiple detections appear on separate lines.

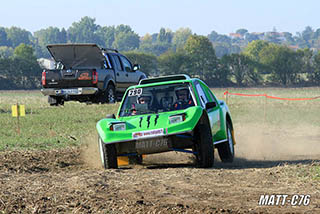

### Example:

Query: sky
xmin=0 ymin=0 xmax=319 ymax=36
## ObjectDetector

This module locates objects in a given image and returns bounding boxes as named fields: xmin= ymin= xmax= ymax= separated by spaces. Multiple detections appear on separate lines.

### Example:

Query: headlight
xmin=110 ymin=122 xmax=126 ymax=131
xmin=169 ymin=114 xmax=186 ymax=124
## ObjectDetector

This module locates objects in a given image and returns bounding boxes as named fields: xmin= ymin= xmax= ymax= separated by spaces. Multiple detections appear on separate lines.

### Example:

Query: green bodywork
xmin=96 ymin=77 xmax=234 ymax=154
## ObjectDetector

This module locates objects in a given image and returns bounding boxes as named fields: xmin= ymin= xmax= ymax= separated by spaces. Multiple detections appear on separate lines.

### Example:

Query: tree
xmin=0 ymin=46 xmax=14 ymax=58
xmin=243 ymin=40 xmax=270 ymax=62
xmin=207 ymin=30 xmax=219 ymax=42
xmin=34 ymin=27 xmax=67 ymax=57
xmin=282 ymin=32 xmax=295 ymax=44
xmin=297 ymin=48 xmax=314 ymax=76
xmin=221 ymin=53 xmax=260 ymax=86
xmin=112 ymin=31 xmax=140 ymax=51
xmin=244 ymin=33 xmax=259 ymax=42
xmin=13 ymin=43 xmax=37 ymax=61
xmin=5 ymin=27 xmax=32 ymax=48
xmin=67 ymin=16 xmax=100 ymax=43
xmin=213 ymin=43 xmax=241 ymax=58
xmin=123 ymin=51 xmax=157 ymax=76
xmin=115 ymin=24 xmax=134 ymax=35
xmin=0 ymin=27 xmax=9 ymax=46
xmin=34 ymin=27 xmax=67 ymax=46
xmin=0 ymin=44 xmax=42 ymax=89
xmin=259 ymin=44 xmax=302 ymax=85
xmin=172 ymin=27 xmax=192 ymax=50
xmin=301 ymin=26 xmax=314 ymax=43
xmin=157 ymin=28 xmax=173 ymax=44
xmin=184 ymin=35 xmax=219 ymax=85
xmin=236 ymin=29 xmax=248 ymax=36
xmin=311 ymin=52 xmax=320 ymax=83
xmin=158 ymin=51 xmax=191 ymax=76
xmin=96 ymin=26 xmax=115 ymax=47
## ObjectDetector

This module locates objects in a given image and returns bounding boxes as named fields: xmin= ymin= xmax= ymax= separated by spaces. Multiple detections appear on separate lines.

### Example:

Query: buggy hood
xmin=47 ymin=44 xmax=105 ymax=69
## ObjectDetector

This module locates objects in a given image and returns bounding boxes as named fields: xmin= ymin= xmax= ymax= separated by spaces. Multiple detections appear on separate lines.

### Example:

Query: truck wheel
xmin=217 ymin=122 xmax=234 ymax=163
xmin=106 ymin=84 xmax=116 ymax=103
xmin=98 ymin=137 xmax=118 ymax=169
xmin=48 ymin=96 xmax=64 ymax=106
xmin=194 ymin=124 xmax=214 ymax=168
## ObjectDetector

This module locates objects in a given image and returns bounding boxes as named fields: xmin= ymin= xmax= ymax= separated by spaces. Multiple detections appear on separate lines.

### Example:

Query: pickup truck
xmin=41 ymin=43 xmax=147 ymax=106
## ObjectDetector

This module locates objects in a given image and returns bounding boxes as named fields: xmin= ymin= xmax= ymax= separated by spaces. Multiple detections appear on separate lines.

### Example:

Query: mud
xmin=1 ymin=124 xmax=320 ymax=214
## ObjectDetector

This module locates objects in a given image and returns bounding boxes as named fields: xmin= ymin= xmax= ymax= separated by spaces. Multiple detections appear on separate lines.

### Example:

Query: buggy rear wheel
xmin=217 ymin=122 xmax=235 ymax=163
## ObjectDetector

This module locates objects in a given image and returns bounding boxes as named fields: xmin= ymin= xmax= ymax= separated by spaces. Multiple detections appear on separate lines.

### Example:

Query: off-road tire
xmin=217 ymin=122 xmax=235 ymax=163
xmin=194 ymin=124 xmax=214 ymax=168
xmin=98 ymin=137 xmax=118 ymax=169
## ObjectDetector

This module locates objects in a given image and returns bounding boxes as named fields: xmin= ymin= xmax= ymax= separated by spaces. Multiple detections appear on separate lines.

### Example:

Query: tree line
xmin=0 ymin=16 xmax=320 ymax=89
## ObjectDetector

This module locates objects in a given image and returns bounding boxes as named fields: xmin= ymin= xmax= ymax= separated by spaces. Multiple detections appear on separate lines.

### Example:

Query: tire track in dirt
xmin=1 ymin=147 xmax=320 ymax=213
xmin=1 ymin=123 xmax=320 ymax=213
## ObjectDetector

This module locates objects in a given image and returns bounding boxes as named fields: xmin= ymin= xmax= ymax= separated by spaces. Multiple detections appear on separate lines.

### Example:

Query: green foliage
xmin=5 ymin=27 xmax=32 ymax=48
xmin=0 ymin=44 xmax=41 ymax=89
xmin=244 ymin=40 xmax=270 ymax=62
xmin=310 ymin=52 xmax=320 ymax=83
xmin=235 ymin=28 xmax=248 ymax=36
xmin=123 ymin=51 xmax=157 ymax=76
xmin=259 ymin=44 xmax=303 ymax=85
xmin=67 ymin=16 xmax=100 ymax=43
xmin=112 ymin=31 xmax=140 ymax=51
xmin=34 ymin=27 xmax=67 ymax=57
xmin=221 ymin=53 xmax=260 ymax=86
xmin=2 ymin=19 xmax=320 ymax=88
xmin=96 ymin=26 xmax=115 ymax=47
xmin=171 ymin=28 xmax=192 ymax=50
xmin=213 ymin=42 xmax=241 ymax=58
xmin=158 ymin=50 xmax=190 ymax=76
xmin=157 ymin=28 xmax=173 ymax=44
xmin=184 ymin=35 xmax=217 ymax=79
xmin=13 ymin=44 xmax=37 ymax=61
xmin=0 ymin=46 xmax=14 ymax=58
xmin=184 ymin=35 xmax=218 ymax=83
xmin=0 ymin=27 xmax=9 ymax=46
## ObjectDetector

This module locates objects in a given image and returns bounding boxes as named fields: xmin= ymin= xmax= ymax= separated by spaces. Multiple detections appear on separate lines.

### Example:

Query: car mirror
xmin=205 ymin=102 xmax=217 ymax=110
xmin=133 ymin=64 xmax=141 ymax=71
xmin=125 ymin=67 xmax=132 ymax=72
xmin=105 ymin=114 xmax=116 ymax=119
xmin=219 ymin=101 xmax=224 ymax=106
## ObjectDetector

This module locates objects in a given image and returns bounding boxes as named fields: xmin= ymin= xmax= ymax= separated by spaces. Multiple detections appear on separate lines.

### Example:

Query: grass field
xmin=0 ymin=88 xmax=319 ymax=151
xmin=1 ymin=89 xmax=320 ymax=213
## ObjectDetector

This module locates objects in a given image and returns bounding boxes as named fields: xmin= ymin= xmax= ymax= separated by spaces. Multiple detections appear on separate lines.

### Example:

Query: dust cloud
xmin=234 ymin=123 xmax=320 ymax=160
xmin=80 ymin=123 xmax=320 ymax=168
xmin=80 ymin=133 xmax=102 ymax=169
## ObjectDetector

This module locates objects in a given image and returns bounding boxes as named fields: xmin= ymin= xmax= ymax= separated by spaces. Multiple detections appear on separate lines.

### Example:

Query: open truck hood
xmin=47 ymin=43 xmax=105 ymax=69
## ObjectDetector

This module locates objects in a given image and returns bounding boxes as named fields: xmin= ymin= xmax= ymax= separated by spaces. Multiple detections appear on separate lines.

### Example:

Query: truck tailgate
xmin=43 ymin=69 xmax=96 ymax=88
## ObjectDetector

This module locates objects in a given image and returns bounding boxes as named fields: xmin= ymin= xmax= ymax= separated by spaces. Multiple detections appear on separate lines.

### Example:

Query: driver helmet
xmin=137 ymin=91 xmax=153 ymax=107
xmin=174 ymin=86 xmax=190 ymax=101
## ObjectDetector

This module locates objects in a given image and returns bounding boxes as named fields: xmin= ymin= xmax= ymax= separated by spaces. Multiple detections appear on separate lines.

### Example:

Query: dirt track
xmin=0 ymin=146 xmax=319 ymax=214
xmin=1 ymin=124 xmax=320 ymax=213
